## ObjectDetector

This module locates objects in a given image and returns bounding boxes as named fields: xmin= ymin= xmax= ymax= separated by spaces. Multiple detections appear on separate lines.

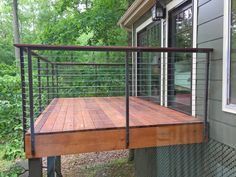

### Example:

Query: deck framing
xmin=25 ymin=123 xmax=203 ymax=158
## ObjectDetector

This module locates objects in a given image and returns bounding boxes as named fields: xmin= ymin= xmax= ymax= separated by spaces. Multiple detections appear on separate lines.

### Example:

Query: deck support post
xmin=55 ymin=156 xmax=63 ymax=177
xmin=47 ymin=156 xmax=62 ymax=177
xmin=47 ymin=156 xmax=55 ymax=177
xmin=29 ymin=158 xmax=42 ymax=177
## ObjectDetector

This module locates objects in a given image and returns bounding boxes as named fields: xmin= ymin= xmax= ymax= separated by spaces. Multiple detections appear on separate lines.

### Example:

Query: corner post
xmin=125 ymin=51 xmax=130 ymax=148
xmin=27 ymin=48 xmax=36 ymax=155
xmin=204 ymin=52 xmax=211 ymax=139
xmin=20 ymin=48 xmax=27 ymax=150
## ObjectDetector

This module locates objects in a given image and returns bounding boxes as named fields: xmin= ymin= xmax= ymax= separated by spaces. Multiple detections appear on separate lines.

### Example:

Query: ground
xmin=60 ymin=150 xmax=134 ymax=177
xmin=0 ymin=150 xmax=134 ymax=177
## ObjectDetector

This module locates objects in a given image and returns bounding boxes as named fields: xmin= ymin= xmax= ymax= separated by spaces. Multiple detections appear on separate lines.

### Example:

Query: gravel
xmin=42 ymin=150 xmax=129 ymax=176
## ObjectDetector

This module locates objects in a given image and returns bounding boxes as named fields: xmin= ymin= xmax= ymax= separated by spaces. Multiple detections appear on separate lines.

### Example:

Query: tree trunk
xmin=12 ymin=0 xmax=20 ymax=66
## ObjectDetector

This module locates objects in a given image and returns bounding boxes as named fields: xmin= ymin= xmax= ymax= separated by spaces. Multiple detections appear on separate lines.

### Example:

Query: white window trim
xmin=223 ymin=0 xmax=236 ymax=114
xmin=133 ymin=0 xmax=197 ymax=115
xmin=134 ymin=17 xmax=164 ymax=105
xmin=165 ymin=0 xmax=198 ymax=116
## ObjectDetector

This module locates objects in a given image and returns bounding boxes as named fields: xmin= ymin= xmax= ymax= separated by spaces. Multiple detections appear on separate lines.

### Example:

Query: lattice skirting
xmin=134 ymin=139 xmax=236 ymax=177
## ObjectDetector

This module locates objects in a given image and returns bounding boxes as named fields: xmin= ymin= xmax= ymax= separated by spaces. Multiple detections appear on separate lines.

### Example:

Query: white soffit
xmin=118 ymin=0 xmax=156 ymax=30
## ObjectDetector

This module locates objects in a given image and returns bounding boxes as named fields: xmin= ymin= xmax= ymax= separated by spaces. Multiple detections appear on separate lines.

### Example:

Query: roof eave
xmin=118 ymin=0 xmax=156 ymax=30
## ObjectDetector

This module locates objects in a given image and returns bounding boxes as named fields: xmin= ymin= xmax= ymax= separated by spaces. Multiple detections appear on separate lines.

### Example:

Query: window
xmin=223 ymin=0 xmax=236 ymax=114
xmin=137 ymin=22 xmax=162 ymax=103
xmin=168 ymin=1 xmax=193 ymax=114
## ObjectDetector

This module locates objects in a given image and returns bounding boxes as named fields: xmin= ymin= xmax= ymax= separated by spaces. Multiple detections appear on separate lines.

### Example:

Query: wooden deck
xmin=25 ymin=97 xmax=204 ymax=158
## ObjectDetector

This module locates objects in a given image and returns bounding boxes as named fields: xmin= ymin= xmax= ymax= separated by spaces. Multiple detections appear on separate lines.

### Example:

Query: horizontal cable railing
xmin=16 ymin=44 xmax=213 ymax=155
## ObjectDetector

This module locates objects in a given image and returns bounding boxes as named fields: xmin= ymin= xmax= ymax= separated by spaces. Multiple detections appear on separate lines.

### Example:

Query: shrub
xmin=0 ymin=64 xmax=23 ymax=160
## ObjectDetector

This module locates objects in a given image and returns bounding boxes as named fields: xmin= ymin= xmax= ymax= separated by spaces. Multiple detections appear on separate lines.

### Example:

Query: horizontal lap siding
xmin=197 ymin=0 xmax=236 ymax=148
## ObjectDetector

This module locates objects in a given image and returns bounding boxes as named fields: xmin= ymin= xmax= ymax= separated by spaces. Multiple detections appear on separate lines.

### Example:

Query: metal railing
xmin=15 ymin=44 xmax=213 ymax=155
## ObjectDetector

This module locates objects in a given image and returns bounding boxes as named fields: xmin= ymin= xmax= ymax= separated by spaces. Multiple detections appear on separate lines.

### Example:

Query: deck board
xmin=25 ymin=97 xmax=205 ymax=158
xmin=35 ymin=96 xmax=202 ymax=133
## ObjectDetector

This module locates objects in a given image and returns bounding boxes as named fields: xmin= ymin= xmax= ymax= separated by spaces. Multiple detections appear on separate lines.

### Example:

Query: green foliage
xmin=41 ymin=0 xmax=128 ymax=46
xmin=0 ymin=145 xmax=25 ymax=177
xmin=0 ymin=161 xmax=24 ymax=177
xmin=0 ymin=1 xmax=15 ymax=64
xmin=0 ymin=0 xmax=132 ymax=162
xmin=0 ymin=64 xmax=23 ymax=160
xmin=78 ymin=0 xmax=128 ymax=45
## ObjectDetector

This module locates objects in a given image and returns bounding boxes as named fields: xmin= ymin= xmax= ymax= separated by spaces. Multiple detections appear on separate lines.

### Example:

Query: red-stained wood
xmin=52 ymin=99 xmax=68 ymax=132
xmin=39 ymin=99 xmax=63 ymax=133
xmin=33 ymin=97 xmax=203 ymax=133
xmin=25 ymin=96 xmax=205 ymax=159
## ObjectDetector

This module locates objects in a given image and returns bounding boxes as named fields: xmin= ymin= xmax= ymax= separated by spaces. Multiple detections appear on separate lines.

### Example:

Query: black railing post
xmin=95 ymin=65 xmax=98 ymax=96
xmin=56 ymin=65 xmax=59 ymax=98
xmin=20 ymin=48 xmax=27 ymax=151
xmin=204 ymin=52 xmax=211 ymax=139
xmin=125 ymin=51 xmax=130 ymax=148
xmin=51 ymin=64 xmax=55 ymax=98
xmin=27 ymin=48 xmax=36 ymax=155
xmin=46 ymin=63 xmax=50 ymax=104
xmin=37 ymin=58 xmax=42 ymax=113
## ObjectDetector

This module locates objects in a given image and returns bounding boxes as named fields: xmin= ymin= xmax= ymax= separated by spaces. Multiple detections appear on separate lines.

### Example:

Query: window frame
xmin=223 ymin=0 xmax=236 ymax=114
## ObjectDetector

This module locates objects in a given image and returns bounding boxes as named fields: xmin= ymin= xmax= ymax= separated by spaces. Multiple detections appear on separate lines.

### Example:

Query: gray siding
xmin=197 ymin=0 xmax=236 ymax=148
xmin=132 ymin=0 xmax=236 ymax=149
xmin=132 ymin=0 xmax=236 ymax=176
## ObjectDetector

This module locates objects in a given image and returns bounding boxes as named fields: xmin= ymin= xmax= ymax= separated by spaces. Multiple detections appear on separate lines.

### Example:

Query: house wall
xmin=132 ymin=0 xmax=236 ymax=176
xmin=197 ymin=0 xmax=236 ymax=148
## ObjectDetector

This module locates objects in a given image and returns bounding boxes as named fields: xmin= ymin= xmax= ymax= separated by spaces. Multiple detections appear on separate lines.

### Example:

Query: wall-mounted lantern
xmin=152 ymin=1 xmax=166 ymax=21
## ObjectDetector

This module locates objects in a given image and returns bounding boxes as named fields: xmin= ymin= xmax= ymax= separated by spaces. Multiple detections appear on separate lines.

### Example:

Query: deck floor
xmin=34 ymin=97 xmax=202 ymax=134
xmin=25 ymin=97 xmax=204 ymax=158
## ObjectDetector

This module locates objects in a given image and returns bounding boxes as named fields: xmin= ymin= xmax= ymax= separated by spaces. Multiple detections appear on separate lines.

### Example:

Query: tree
xmin=12 ymin=0 xmax=20 ymax=65
xmin=40 ymin=0 xmax=128 ymax=46
xmin=0 ymin=0 xmax=15 ymax=64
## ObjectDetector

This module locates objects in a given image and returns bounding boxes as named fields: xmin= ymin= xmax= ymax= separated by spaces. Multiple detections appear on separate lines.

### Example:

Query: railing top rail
xmin=15 ymin=44 xmax=213 ymax=53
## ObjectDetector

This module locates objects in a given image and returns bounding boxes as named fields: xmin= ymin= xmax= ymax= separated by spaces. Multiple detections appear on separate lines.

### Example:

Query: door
xmin=137 ymin=22 xmax=162 ymax=103
xmin=168 ymin=1 xmax=193 ymax=114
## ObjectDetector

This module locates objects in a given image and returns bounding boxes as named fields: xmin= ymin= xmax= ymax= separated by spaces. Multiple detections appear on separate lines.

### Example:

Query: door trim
xmin=134 ymin=18 xmax=165 ymax=105
xmin=165 ymin=0 xmax=197 ymax=116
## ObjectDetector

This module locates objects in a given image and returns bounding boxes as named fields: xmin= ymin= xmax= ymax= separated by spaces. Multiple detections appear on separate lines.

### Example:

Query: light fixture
xmin=151 ymin=1 xmax=166 ymax=21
